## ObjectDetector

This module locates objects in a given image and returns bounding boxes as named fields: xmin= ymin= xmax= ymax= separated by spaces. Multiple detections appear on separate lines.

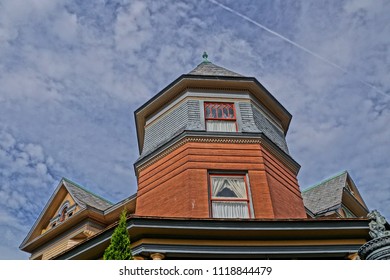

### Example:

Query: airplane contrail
xmin=209 ymin=0 xmax=388 ymax=97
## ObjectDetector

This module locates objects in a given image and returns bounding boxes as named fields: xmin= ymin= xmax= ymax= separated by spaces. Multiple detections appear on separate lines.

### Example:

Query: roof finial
xmin=202 ymin=51 xmax=209 ymax=63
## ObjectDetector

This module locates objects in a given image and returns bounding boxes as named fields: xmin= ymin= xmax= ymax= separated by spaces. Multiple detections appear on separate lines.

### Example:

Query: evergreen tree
xmin=103 ymin=209 xmax=133 ymax=260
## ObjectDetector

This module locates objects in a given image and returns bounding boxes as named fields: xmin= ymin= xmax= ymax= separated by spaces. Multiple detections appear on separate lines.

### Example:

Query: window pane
xmin=223 ymin=107 xmax=229 ymax=118
xmin=228 ymin=107 xmax=234 ymax=118
xmin=212 ymin=107 xmax=217 ymax=118
xmin=206 ymin=120 xmax=236 ymax=132
xmin=211 ymin=177 xmax=247 ymax=199
xmin=205 ymin=103 xmax=235 ymax=120
xmin=206 ymin=106 xmax=211 ymax=118
xmin=216 ymin=188 xmax=237 ymax=198
xmin=212 ymin=201 xmax=249 ymax=218
xmin=217 ymin=107 xmax=223 ymax=118
xmin=342 ymin=206 xmax=356 ymax=218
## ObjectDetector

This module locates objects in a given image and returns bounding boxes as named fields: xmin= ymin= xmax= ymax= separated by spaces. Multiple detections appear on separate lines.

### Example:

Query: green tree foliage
xmin=103 ymin=209 xmax=133 ymax=260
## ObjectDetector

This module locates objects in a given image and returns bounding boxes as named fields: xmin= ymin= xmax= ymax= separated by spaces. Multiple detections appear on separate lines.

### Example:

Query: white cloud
xmin=0 ymin=128 xmax=67 ymax=259
xmin=114 ymin=1 xmax=152 ymax=53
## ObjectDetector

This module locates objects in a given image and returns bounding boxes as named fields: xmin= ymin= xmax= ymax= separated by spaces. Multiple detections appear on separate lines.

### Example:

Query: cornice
xmin=134 ymin=131 xmax=300 ymax=175
xmin=55 ymin=216 xmax=369 ymax=260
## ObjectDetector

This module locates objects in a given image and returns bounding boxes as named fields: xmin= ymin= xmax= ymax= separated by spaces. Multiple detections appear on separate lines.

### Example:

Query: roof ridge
xmin=302 ymin=170 xmax=348 ymax=193
xmin=62 ymin=177 xmax=113 ymax=205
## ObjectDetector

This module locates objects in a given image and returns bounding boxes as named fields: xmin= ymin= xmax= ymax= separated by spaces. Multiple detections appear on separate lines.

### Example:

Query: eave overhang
xmin=134 ymin=75 xmax=292 ymax=154
xmin=55 ymin=216 xmax=370 ymax=260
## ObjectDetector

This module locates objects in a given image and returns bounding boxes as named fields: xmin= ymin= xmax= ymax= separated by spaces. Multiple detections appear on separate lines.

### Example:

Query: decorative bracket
xmin=368 ymin=210 xmax=390 ymax=239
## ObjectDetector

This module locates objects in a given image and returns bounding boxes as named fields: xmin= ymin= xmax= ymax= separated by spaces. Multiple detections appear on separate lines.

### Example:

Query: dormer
xmin=302 ymin=171 xmax=369 ymax=218
xmin=19 ymin=178 xmax=113 ymax=259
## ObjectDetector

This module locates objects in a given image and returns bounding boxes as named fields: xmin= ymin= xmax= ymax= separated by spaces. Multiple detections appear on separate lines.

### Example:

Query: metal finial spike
xmin=202 ymin=51 xmax=209 ymax=62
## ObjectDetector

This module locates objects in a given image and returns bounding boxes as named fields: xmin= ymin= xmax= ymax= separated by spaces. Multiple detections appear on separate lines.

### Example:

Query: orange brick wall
xmin=248 ymin=170 xmax=275 ymax=218
xmin=135 ymin=141 xmax=306 ymax=219
xmin=262 ymin=148 xmax=307 ymax=218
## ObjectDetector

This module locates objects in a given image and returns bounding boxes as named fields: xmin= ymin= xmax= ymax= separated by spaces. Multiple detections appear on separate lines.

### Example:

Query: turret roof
xmin=188 ymin=61 xmax=243 ymax=77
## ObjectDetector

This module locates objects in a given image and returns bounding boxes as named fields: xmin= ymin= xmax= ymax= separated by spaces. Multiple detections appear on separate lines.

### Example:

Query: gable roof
xmin=188 ymin=61 xmax=243 ymax=77
xmin=302 ymin=171 xmax=369 ymax=218
xmin=302 ymin=171 xmax=348 ymax=216
xmin=20 ymin=178 xmax=112 ymax=250
xmin=62 ymin=178 xmax=112 ymax=211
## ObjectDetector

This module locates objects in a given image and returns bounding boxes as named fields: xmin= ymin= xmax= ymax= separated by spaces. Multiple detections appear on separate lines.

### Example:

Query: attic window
xmin=59 ymin=207 xmax=68 ymax=222
xmin=58 ymin=201 xmax=70 ymax=223
xmin=204 ymin=102 xmax=237 ymax=132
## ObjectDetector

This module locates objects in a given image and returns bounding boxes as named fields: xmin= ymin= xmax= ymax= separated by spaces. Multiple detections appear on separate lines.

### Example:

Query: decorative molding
xmin=358 ymin=210 xmax=390 ymax=260
xmin=367 ymin=210 xmax=390 ymax=239
xmin=186 ymin=86 xmax=248 ymax=93
xmin=135 ymin=133 xmax=300 ymax=175
xmin=150 ymin=252 xmax=165 ymax=260
xmin=55 ymin=216 xmax=370 ymax=259
xmin=132 ymin=244 xmax=362 ymax=258
xmin=358 ymin=236 xmax=390 ymax=260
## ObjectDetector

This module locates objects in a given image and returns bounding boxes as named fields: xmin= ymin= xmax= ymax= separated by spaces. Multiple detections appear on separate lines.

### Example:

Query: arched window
xmin=59 ymin=206 xmax=68 ymax=222
xmin=58 ymin=201 xmax=70 ymax=223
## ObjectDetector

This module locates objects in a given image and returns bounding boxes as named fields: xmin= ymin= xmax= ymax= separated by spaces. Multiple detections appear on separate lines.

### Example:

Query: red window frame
xmin=204 ymin=102 xmax=236 ymax=120
xmin=204 ymin=102 xmax=238 ymax=132
xmin=209 ymin=174 xmax=251 ymax=218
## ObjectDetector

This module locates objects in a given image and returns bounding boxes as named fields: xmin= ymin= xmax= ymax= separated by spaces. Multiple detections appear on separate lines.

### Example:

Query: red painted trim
xmin=205 ymin=117 xmax=236 ymax=121
xmin=204 ymin=102 xmax=238 ymax=132
xmin=204 ymin=102 xmax=236 ymax=120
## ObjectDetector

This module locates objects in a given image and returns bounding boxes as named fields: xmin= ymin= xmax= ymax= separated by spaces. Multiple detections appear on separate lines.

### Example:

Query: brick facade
xmin=135 ymin=141 xmax=306 ymax=219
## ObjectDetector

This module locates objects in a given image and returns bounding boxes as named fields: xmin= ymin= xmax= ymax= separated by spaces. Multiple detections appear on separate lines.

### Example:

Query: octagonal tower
xmin=134 ymin=55 xmax=306 ymax=219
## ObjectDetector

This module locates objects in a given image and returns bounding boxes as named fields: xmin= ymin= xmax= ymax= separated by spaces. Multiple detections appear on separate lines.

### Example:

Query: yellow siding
xmin=42 ymin=239 xmax=69 ymax=260
xmin=32 ymin=223 xmax=103 ymax=260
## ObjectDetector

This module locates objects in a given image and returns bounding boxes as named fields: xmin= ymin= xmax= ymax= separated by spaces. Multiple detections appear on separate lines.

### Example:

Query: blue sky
xmin=0 ymin=0 xmax=389 ymax=259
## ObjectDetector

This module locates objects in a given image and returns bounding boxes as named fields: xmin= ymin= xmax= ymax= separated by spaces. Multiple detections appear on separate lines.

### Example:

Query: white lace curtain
xmin=211 ymin=177 xmax=249 ymax=218
xmin=206 ymin=120 xmax=236 ymax=132
xmin=212 ymin=201 xmax=249 ymax=218
xmin=211 ymin=177 xmax=247 ymax=198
